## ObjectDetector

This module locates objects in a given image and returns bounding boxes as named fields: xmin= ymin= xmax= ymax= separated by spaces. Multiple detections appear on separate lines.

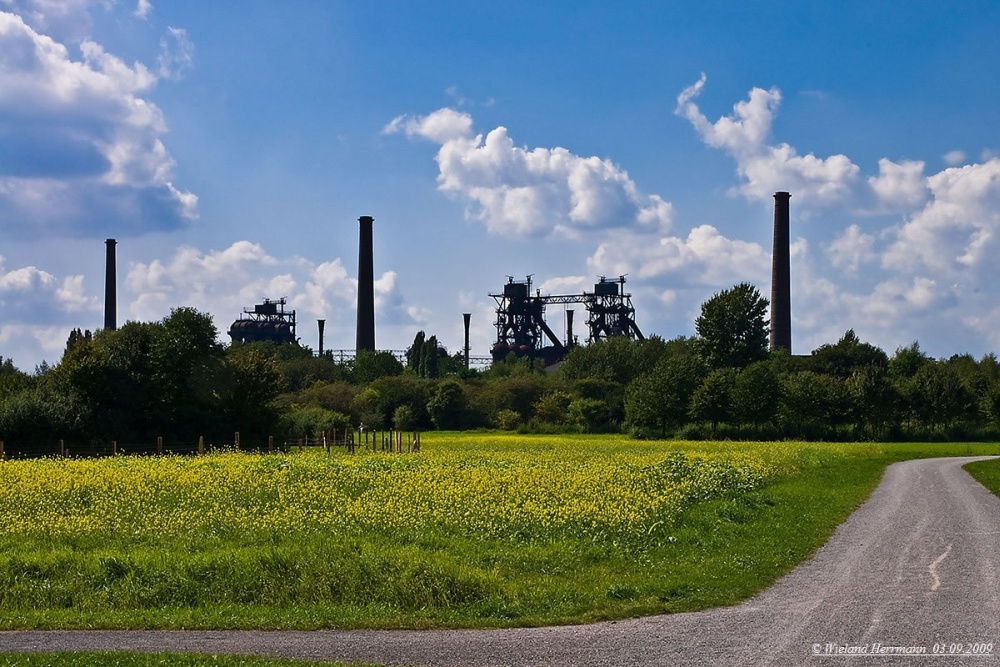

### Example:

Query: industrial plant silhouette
xmin=101 ymin=193 xmax=795 ymax=365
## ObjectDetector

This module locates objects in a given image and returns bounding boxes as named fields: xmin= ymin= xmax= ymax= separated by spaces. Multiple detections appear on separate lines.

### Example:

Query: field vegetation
xmin=0 ymin=434 xmax=996 ymax=630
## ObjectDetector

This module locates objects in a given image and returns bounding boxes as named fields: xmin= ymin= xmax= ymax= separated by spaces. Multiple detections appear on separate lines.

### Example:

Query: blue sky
xmin=2 ymin=1 xmax=1000 ymax=371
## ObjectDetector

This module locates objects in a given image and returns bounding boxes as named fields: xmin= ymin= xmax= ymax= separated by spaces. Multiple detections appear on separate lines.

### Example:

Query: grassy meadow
xmin=0 ymin=434 xmax=997 ymax=630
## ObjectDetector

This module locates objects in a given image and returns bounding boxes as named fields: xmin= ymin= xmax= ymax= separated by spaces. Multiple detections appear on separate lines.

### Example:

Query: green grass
xmin=0 ymin=653 xmax=371 ymax=666
xmin=0 ymin=436 xmax=996 ymax=630
xmin=965 ymin=456 xmax=1000 ymax=496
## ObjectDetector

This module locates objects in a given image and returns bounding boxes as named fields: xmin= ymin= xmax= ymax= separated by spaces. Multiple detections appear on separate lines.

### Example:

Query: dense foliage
xmin=4 ymin=284 xmax=1000 ymax=447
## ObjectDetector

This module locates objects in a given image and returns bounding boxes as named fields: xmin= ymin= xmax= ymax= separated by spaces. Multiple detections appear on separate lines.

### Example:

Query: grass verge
xmin=965 ymin=456 xmax=1000 ymax=496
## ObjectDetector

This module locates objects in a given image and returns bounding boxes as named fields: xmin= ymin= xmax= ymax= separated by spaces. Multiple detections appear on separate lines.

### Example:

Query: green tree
xmin=393 ymin=404 xmax=418 ymax=431
xmin=0 ymin=357 xmax=32 ymax=401
xmin=690 ymin=368 xmax=736 ymax=434
xmin=846 ymin=365 xmax=897 ymax=438
xmin=149 ymin=307 xmax=225 ymax=439
xmin=407 ymin=331 xmax=426 ymax=372
xmin=568 ymin=397 xmax=610 ymax=433
xmin=560 ymin=336 xmax=670 ymax=385
xmin=778 ymin=371 xmax=849 ymax=438
xmin=695 ymin=282 xmax=769 ymax=370
xmin=0 ymin=386 xmax=88 ymax=450
xmin=352 ymin=350 xmax=404 ymax=384
xmin=913 ymin=361 xmax=972 ymax=431
xmin=809 ymin=329 xmax=888 ymax=379
xmin=427 ymin=380 xmax=467 ymax=430
xmin=533 ymin=390 xmax=573 ymax=425
xmin=731 ymin=361 xmax=780 ymax=430
xmin=218 ymin=345 xmax=283 ymax=437
xmin=625 ymin=353 xmax=705 ymax=436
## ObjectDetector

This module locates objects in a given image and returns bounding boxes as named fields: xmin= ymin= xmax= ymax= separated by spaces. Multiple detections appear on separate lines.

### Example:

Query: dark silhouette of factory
xmin=489 ymin=275 xmax=643 ymax=365
xmin=227 ymin=297 xmax=297 ymax=345
xmin=106 ymin=193 xmax=793 ymax=364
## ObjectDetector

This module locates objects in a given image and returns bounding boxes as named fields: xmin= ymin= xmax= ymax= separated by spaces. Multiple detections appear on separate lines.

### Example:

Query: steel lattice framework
xmin=489 ymin=275 xmax=643 ymax=364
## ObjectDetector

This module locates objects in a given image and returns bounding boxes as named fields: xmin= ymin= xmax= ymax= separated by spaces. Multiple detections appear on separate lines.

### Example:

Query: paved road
xmin=3 ymin=456 xmax=1000 ymax=666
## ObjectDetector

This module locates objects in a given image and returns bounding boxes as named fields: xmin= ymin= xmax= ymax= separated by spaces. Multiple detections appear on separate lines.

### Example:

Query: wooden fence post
xmin=157 ymin=436 xmax=163 ymax=456
xmin=198 ymin=436 xmax=205 ymax=456
xmin=58 ymin=439 xmax=65 ymax=457
xmin=234 ymin=432 xmax=240 ymax=451
xmin=298 ymin=438 xmax=304 ymax=453
xmin=268 ymin=435 xmax=274 ymax=454
xmin=112 ymin=440 xmax=117 ymax=456
xmin=0 ymin=440 xmax=5 ymax=460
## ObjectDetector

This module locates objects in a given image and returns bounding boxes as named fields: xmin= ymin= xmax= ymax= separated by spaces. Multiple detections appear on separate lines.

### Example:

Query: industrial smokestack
xmin=463 ymin=313 xmax=471 ymax=369
xmin=356 ymin=215 xmax=376 ymax=352
xmin=318 ymin=319 xmax=326 ymax=356
xmin=566 ymin=309 xmax=575 ymax=347
xmin=104 ymin=238 xmax=117 ymax=331
xmin=769 ymin=192 xmax=791 ymax=352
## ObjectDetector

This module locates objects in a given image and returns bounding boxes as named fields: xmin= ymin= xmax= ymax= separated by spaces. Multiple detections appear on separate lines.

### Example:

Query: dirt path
xmin=3 ymin=456 xmax=1000 ymax=666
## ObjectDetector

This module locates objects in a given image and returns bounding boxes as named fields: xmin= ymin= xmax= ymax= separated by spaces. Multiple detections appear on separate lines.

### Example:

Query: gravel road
xmin=2 ymin=456 xmax=999 ymax=666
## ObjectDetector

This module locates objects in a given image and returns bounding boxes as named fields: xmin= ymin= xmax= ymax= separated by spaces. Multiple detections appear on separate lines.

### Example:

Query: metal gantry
xmin=489 ymin=275 xmax=643 ymax=364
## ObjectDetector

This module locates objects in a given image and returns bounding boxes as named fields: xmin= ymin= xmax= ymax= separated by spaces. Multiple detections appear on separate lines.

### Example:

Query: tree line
xmin=2 ymin=284 xmax=1000 ymax=448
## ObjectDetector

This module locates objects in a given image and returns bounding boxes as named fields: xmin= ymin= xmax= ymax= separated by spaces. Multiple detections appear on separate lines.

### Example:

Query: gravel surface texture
xmin=2 ymin=456 xmax=999 ymax=666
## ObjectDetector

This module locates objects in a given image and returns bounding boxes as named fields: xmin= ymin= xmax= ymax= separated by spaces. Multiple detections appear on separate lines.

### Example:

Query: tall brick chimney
xmin=355 ymin=216 xmax=376 ymax=352
xmin=769 ymin=192 xmax=791 ymax=352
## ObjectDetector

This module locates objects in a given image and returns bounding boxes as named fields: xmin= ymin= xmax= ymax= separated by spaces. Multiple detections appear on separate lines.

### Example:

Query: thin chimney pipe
xmin=566 ymin=309 xmax=575 ymax=347
xmin=769 ymin=192 xmax=791 ymax=352
xmin=356 ymin=216 xmax=376 ymax=352
xmin=463 ymin=313 xmax=471 ymax=369
xmin=104 ymin=238 xmax=117 ymax=331
xmin=318 ymin=319 xmax=326 ymax=356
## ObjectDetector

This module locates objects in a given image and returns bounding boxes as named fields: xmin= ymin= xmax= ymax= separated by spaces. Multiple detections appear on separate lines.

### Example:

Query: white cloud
xmin=537 ymin=275 xmax=589 ymax=295
xmin=134 ymin=0 xmax=152 ymax=19
xmin=0 ymin=0 xmax=107 ymax=42
xmin=867 ymin=158 xmax=929 ymax=212
xmin=943 ymin=150 xmax=966 ymax=167
xmin=126 ymin=241 xmax=423 ymax=346
xmin=157 ymin=26 xmax=193 ymax=80
xmin=588 ymin=224 xmax=770 ymax=288
xmin=0 ymin=256 xmax=99 ymax=331
xmin=882 ymin=158 xmax=1000 ymax=276
xmin=825 ymin=224 xmax=876 ymax=274
xmin=385 ymin=107 xmax=673 ymax=238
xmin=676 ymin=74 xmax=861 ymax=207
xmin=0 ymin=9 xmax=197 ymax=239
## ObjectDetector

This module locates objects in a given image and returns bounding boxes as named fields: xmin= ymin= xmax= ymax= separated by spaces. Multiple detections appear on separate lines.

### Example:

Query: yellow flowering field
xmin=0 ymin=435 xmax=828 ymax=544
xmin=0 ymin=434 xmax=912 ymax=628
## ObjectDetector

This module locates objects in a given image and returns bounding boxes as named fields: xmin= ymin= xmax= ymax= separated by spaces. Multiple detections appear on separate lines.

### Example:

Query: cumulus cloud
xmin=0 ymin=256 xmax=99 ymax=325
xmin=1 ymin=0 xmax=105 ymax=42
xmin=385 ymin=108 xmax=673 ymax=238
xmin=867 ymin=159 xmax=929 ymax=212
xmin=134 ymin=0 xmax=152 ymax=19
xmin=882 ymin=159 xmax=1000 ymax=277
xmin=676 ymin=74 xmax=861 ymax=207
xmin=943 ymin=150 xmax=966 ymax=167
xmin=126 ymin=241 xmax=423 ymax=345
xmin=587 ymin=224 xmax=770 ymax=288
xmin=0 ymin=10 xmax=197 ymax=239
xmin=825 ymin=224 xmax=877 ymax=274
